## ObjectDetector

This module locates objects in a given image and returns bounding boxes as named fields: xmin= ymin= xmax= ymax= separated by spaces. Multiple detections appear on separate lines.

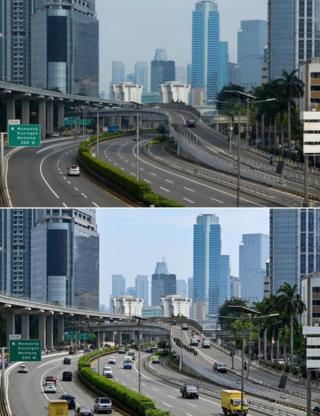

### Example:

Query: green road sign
xmin=64 ymin=331 xmax=94 ymax=342
xmin=9 ymin=339 xmax=41 ymax=362
xmin=8 ymin=124 xmax=41 ymax=147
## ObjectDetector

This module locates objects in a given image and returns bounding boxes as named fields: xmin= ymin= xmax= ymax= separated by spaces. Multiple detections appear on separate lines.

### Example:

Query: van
xmin=48 ymin=400 xmax=68 ymax=416
xmin=221 ymin=390 xmax=249 ymax=415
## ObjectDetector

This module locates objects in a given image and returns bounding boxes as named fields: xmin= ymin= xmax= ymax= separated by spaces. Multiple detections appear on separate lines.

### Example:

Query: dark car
xmin=59 ymin=394 xmax=76 ymax=409
xmin=313 ymin=406 xmax=320 ymax=415
xmin=75 ymin=407 xmax=93 ymax=416
xmin=62 ymin=371 xmax=73 ymax=381
xmin=213 ymin=362 xmax=227 ymax=373
xmin=63 ymin=357 xmax=71 ymax=365
xmin=180 ymin=384 xmax=199 ymax=399
xmin=186 ymin=119 xmax=196 ymax=128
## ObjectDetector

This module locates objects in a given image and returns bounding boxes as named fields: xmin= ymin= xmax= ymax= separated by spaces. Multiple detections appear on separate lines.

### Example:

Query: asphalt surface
xmin=99 ymin=136 xmax=275 ymax=207
xmin=5 ymin=138 xmax=129 ymax=207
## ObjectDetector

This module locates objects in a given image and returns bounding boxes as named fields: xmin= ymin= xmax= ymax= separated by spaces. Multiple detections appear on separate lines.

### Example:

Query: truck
xmin=48 ymin=400 xmax=68 ymax=416
xmin=221 ymin=390 xmax=249 ymax=415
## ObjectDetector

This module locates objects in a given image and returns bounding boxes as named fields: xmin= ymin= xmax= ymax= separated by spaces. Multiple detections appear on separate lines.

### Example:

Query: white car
xmin=44 ymin=382 xmax=57 ymax=393
xmin=68 ymin=165 xmax=80 ymax=176
xmin=18 ymin=364 xmax=28 ymax=373
xmin=103 ymin=366 xmax=113 ymax=378
xmin=107 ymin=357 xmax=116 ymax=365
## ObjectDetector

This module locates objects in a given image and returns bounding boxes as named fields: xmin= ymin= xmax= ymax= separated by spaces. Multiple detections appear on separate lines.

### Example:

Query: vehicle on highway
xmin=68 ymin=165 xmax=80 ymax=176
xmin=45 ymin=375 xmax=57 ymax=385
xmin=202 ymin=339 xmax=211 ymax=349
xmin=144 ymin=347 xmax=153 ymax=353
xmin=48 ymin=400 xmax=68 ymax=416
xmin=123 ymin=358 xmax=133 ymax=369
xmin=107 ymin=357 xmax=116 ymax=364
xmin=190 ymin=336 xmax=199 ymax=346
xmin=59 ymin=394 xmax=76 ymax=410
xmin=18 ymin=364 xmax=28 ymax=373
xmin=182 ymin=323 xmax=189 ymax=330
xmin=62 ymin=370 xmax=73 ymax=381
xmin=214 ymin=362 xmax=228 ymax=373
xmin=118 ymin=346 xmax=126 ymax=354
xmin=69 ymin=345 xmax=77 ymax=355
xmin=186 ymin=119 xmax=196 ymax=128
xmin=44 ymin=382 xmax=57 ymax=393
xmin=127 ymin=351 xmax=136 ymax=360
xmin=170 ymin=319 xmax=176 ymax=326
xmin=75 ymin=406 xmax=94 ymax=416
xmin=63 ymin=357 xmax=71 ymax=365
xmin=313 ymin=406 xmax=320 ymax=414
xmin=221 ymin=390 xmax=248 ymax=415
xmin=151 ymin=355 xmax=160 ymax=364
xmin=93 ymin=397 xmax=113 ymax=414
xmin=102 ymin=366 xmax=113 ymax=378
xmin=180 ymin=384 xmax=199 ymax=399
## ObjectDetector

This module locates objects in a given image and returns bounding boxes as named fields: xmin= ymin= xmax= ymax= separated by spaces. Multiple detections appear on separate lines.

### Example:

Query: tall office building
xmin=270 ymin=209 xmax=320 ymax=294
xmin=151 ymin=49 xmax=175 ymax=93
xmin=0 ymin=0 xmax=35 ymax=84
xmin=268 ymin=0 xmax=320 ymax=80
xmin=135 ymin=274 xmax=149 ymax=306
xmin=239 ymin=234 xmax=269 ymax=302
xmin=177 ymin=279 xmax=188 ymax=297
xmin=135 ymin=62 xmax=148 ymax=92
xmin=188 ymin=277 xmax=193 ymax=300
xmin=31 ymin=209 xmax=99 ymax=310
xmin=187 ymin=64 xmax=193 ymax=85
xmin=192 ymin=0 xmax=220 ymax=102
xmin=238 ymin=20 xmax=267 ymax=89
xmin=31 ymin=0 xmax=99 ymax=96
xmin=221 ymin=255 xmax=230 ymax=305
xmin=176 ymin=66 xmax=187 ymax=83
xmin=230 ymin=276 xmax=241 ymax=298
xmin=219 ymin=41 xmax=229 ymax=91
xmin=193 ymin=214 xmax=227 ymax=316
xmin=151 ymin=259 xmax=176 ymax=306
xmin=0 ymin=210 xmax=36 ymax=297
xmin=112 ymin=61 xmax=126 ymax=85
xmin=112 ymin=275 xmax=126 ymax=298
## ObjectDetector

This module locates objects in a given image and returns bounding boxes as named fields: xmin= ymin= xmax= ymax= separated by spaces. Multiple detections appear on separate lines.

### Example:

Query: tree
xmin=216 ymin=83 xmax=246 ymax=113
xmin=276 ymin=283 xmax=306 ymax=368
xmin=218 ymin=298 xmax=248 ymax=330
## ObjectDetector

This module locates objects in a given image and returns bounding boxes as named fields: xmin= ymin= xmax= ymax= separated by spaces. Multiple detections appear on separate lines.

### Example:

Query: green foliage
xmin=218 ymin=298 xmax=248 ymax=330
xmin=78 ymin=134 xmax=183 ymax=207
xmin=216 ymin=83 xmax=246 ymax=113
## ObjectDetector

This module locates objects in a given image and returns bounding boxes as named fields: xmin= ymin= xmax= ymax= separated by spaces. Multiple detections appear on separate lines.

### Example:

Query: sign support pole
xmin=1 ymin=347 xmax=6 ymax=405
xmin=0 ymin=133 xmax=4 ymax=190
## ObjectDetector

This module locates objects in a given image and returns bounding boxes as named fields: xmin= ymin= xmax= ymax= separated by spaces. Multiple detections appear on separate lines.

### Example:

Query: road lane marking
xmin=186 ymin=403 xmax=198 ymax=408
xmin=165 ymin=179 xmax=174 ymax=184
xmin=183 ymin=197 xmax=195 ymax=204
xmin=168 ymin=395 xmax=175 ymax=399
xmin=162 ymin=402 xmax=173 ymax=408
xmin=74 ymin=187 xmax=79 ymax=191
xmin=210 ymin=197 xmax=223 ymax=204
xmin=144 ymin=179 xmax=151 ymax=184
xmin=92 ymin=202 xmax=99 ymax=207
xmin=160 ymin=187 xmax=170 ymax=193
xmin=150 ymin=172 xmax=157 ymax=176
xmin=81 ymin=193 xmax=88 ymax=199
xmin=62 ymin=202 xmax=68 ymax=207
xmin=184 ymin=186 xmax=195 ymax=192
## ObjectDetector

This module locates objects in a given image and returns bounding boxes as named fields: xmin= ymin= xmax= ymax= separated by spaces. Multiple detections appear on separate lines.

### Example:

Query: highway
xmin=5 ymin=138 xmax=129 ymax=207
xmin=6 ymin=352 xmax=123 ymax=416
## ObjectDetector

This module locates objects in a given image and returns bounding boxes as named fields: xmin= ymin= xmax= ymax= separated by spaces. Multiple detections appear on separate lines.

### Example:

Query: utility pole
xmin=237 ymin=105 xmax=241 ymax=208
xmin=136 ymin=112 xmax=140 ymax=181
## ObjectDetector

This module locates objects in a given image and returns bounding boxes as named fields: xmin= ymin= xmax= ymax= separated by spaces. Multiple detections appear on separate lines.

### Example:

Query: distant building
xmin=110 ymin=82 xmax=143 ymax=103
xmin=161 ymin=295 xmax=191 ymax=318
xmin=299 ymin=58 xmax=320 ymax=111
xmin=151 ymin=259 xmax=176 ymax=306
xmin=135 ymin=275 xmax=149 ymax=306
xmin=160 ymin=81 xmax=191 ymax=104
xmin=126 ymin=73 xmax=136 ymax=84
xmin=192 ymin=88 xmax=205 ymax=107
xmin=142 ymin=92 xmax=161 ymax=104
xmin=301 ymin=272 xmax=320 ymax=326
xmin=219 ymin=41 xmax=229 ymax=91
xmin=177 ymin=279 xmax=188 ymax=298
xmin=111 ymin=296 xmax=143 ymax=317
xmin=135 ymin=62 xmax=149 ymax=93
xmin=187 ymin=64 xmax=193 ymax=85
xmin=176 ymin=66 xmax=187 ymax=83
xmin=188 ymin=277 xmax=193 ymax=300
xmin=142 ymin=306 xmax=162 ymax=318
xmin=230 ymin=276 xmax=241 ymax=299
xmin=127 ymin=286 xmax=136 ymax=297
xmin=263 ymin=260 xmax=270 ymax=298
xmin=151 ymin=49 xmax=175 ymax=93
xmin=112 ymin=61 xmax=126 ymax=85
xmin=112 ymin=275 xmax=126 ymax=298
xmin=221 ymin=255 xmax=230 ymax=304
xmin=192 ymin=301 xmax=208 ymax=321
xmin=154 ymin=49 xmax=168 ymax=61
xmin=228 ymin=63 xmax=240 ymax=85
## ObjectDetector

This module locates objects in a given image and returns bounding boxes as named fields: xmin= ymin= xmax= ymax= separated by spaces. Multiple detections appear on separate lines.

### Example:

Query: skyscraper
xmin=192 ymin=0 xmax=220 ymax=101
xmin=220 ymin=255 xmax=230 ymax=305
xmin=112 ymin=61 xmax=126 ymax=85
xmin=188 ymin=277 xmax=194 ymax=300
xmin=270 ymin=209 xmax=320 ymax=294
xmin=175 ymin=66 xmax=187 ymax=83
xmin=177 ymin=279 xmax=188 ymax=297
xmin=135 ymin=62 xmax=148 ymax=92
xmin=0 ymin=209 xmax=36 ymax=297
xmin=230 ymin=276 xmax=241 ymax=298
xmin=238 ymin=20 xmax=267 ymax=89
xmin=239 ymin=234 xmax=269 ymax=302
xmin=151 ymin=49 xmax=175 ymax=93
xmin=219 ymin=41 xmax=229 ymax=91
xmin=112 ymin=275 xmax=126 ymax=298
xmin=31 ymin=209 xmax=99 ymax=310
xmin=268 ymin=0 xmax=320 ymax=80
xmin=135 ymin=274 xmax=149 ymax=306
xmin=31 ymin=0 xmax=99 ymax=96
xmin=151 ymin=259 xmax=176 ymax=306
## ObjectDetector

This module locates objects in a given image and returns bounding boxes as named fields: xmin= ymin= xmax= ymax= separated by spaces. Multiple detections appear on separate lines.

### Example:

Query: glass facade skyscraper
xmin=151 ymin=259 xmax=176 ymax=306
xmin=135 ymin=274 xmax=149 ymax=306
xmin=192 ymin=0 xmax=221 ymax=102
xmin=219 ymin=41 xmax=229 ymax=91
xmin=112 ymin=275 xmax=126 ymax=298
xmin=135 ymin=62 xmax=149 ymax=92
xmin=150 ymin=49 xmax=175 ymax=93
xmin=112 ymin=61 xmax=126 ymax=85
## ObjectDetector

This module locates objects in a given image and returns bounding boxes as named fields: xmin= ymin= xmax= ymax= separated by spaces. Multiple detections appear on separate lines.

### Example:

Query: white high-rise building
xmin=111 ymin=82 xmax=143 ymax=104
xmin=112 ymin=296 xmax=143 ymax=317
xmin=161 ymin=295 xmax=191 ymax=318
xmin=160 ymin=81 xmax=191 ymax=104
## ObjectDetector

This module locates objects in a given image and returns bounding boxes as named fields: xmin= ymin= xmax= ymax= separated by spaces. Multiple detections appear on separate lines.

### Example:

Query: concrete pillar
xmin=57 ymin=316 xmax=64 ymax=344
xmin=119 ymin=331 xmax=123 ymax=345
xmin=6 ymin=311 xmax=15 ymax=348
xmin=21 ymin=313 xmax=30 ymax=340
xmin=46 ymin=315 xmax=54 ymax=350
xmin=58 ymin=101 xmax=65 ymax=129
xmin=6 ymin=96 xmax=16 ymax=121
xmin=97 ymin=331 xmax=101 ymax=349
xmin=46 ymin=100 xmax=54 ymax=135
xmin=21 ymin=100 xmax=30 ymax=124
xmin=38 ymin=100 xmax=46 ymax=140
xmin=38 ymin=313 xmax=46 ymax=350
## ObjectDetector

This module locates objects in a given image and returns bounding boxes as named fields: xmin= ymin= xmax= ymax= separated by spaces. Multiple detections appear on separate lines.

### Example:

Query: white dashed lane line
xmin=184 ymin=186 xmax=195 ymax=193
xmin=160 ymin=187 xmax=170 ymax=193
xmin=165 ymin=179 xmax=174 ymax=184
xmin=183 ymin=197 xmax=195 ymax=204
xmin=81 ymin=193 xmax=88 ymax=199
xmin=144 ymin=179 xmax=151 ymax=184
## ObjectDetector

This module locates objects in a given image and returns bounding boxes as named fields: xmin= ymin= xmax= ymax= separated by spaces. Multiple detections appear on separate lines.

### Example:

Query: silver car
xmin=68 ymin=165 xmax=80 ymax=176
xmin=94 ymin=397 xmax=112 ymax=414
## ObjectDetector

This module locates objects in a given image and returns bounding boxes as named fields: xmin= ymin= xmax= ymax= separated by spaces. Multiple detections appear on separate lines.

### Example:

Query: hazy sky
xmin=97 ymin=208 xmax=269 ymax=306
xmin=96 ymin=0 xmax=267 ymax=92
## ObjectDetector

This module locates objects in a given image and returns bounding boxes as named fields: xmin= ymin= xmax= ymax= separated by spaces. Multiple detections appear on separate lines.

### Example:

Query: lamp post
xmin=136 ymin=112 xmax=140 ymax=181
xmin=179 ymin=324 xmax=183 ymax=371
xmin=133 ymin=316 xmax=146 ymax=395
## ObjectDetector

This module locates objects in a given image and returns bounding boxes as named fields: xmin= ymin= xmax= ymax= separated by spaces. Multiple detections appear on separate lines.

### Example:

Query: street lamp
xmin=179 ymin=324 xmax=183 ymax=371
xmin=133 ymin=316 xmax=146 ymax=395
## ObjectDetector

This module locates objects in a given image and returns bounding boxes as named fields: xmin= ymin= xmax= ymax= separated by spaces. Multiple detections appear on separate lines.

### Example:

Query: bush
xmin=78 ymin=134 xmax=183 ymax=208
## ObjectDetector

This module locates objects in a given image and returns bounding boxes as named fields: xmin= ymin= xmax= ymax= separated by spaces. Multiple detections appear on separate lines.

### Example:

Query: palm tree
xmin=276 ymin=283 xmax=306 ymax=368
xmin=276 ymin=70 xmax=304 ymax=154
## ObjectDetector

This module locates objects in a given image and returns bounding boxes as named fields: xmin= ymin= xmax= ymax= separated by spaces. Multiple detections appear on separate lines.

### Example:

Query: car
xmin=213 ymin=362 xmax=227 ymax=373
xmin=62 ymin=371 xmax=73 ymax=381
xmin=102 ymin=366 xmax=113 ymax=378
xmin=186 ymin=119 xmax=196 ymax=128
xmin=59 ymin=394 xmax=76 ymax=409
xmin=170 ymin=320 xmax=177 ymax=326
xmin=93 ymin=397 xmax=113 ymax=414
xmin=313 ymin=406 xmax=320 ymax=415
xmin=18 ymin=364 xmax=28 ymax=373
xmin=44 ymin=375 xmax=57 ymax=385
xmin=118 ymin=347 xmax=126 ymax=354
xmin=190 ymin=337 xmax=199 ymax=346
xmin=44 ymin=382 xmax=57 ymax=393
xmin=63 ymin=357 xmax=71 ymax=365
xmin=123 ymin=359 xmax=133 ymax=370
xmin=75 ymin=406 xmax=94 ymax=416
xmin=128 ymin=351 xmax=136 ymax=360
xmin=202 ymin=339 xmax=211 ymax=349
xmin=151 ymin=356 xmax=160 ymax=364
xmin=180 ymin=384 xmax=199 ymax=399
xmin=107 ymin=357 xmax=116 ymax=365
xmin=68 ymin=164 xmax=80 ymax=176
xmin=182 ymin=323 xmax=189 ymax=331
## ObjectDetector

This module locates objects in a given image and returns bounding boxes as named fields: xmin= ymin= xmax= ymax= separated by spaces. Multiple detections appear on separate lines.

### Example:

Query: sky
xmin=97 ymin=208 xmax=269 ymax=306
xmin=96 ymin=0 xmax=267 ymax=92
